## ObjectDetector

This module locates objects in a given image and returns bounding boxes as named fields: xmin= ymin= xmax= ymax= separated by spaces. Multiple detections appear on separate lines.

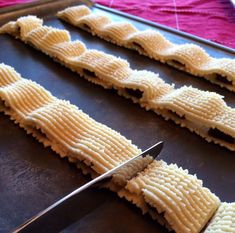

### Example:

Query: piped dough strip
xmin=57 ymin=5 xmax=235 ymax=92
xmin=0 ymin=63 xmax=140 ymax=175
xmin=204 ymin=202 xmax=235 ymax=233
xmin=1 ymin=16 xmax=235 ymax=151
xmin=0 ymin=63 xmax=222 ymax=233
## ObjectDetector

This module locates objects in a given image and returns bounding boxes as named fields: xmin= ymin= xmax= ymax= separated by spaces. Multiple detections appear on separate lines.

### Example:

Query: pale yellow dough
xmin=0 ymin=63 xmax=140 ymax=174
xmin=120 ymin=160 xmax=220 ymax=233
xmin=204 ymin=202 xmax=235 ymax=233
xmin=1 ymin=16 xmax=235 ymax=151
xmin=0 ymin=63 xmax=224 ymax=233
xmin=57 ymin=5 xmax=235 ymax=92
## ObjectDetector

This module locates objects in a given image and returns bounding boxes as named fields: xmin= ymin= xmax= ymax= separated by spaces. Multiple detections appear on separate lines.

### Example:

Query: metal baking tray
xmin=0 ymin=0 xmax=234 ymax=232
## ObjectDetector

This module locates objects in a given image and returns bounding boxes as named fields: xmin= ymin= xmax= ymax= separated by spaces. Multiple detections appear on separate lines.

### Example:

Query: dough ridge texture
xmin=57 ymin=5 xmax=235 ymax=92
xmin=0 ymin=63 xmax=221 ymax=233
xmin=1 ymin=15 xmax=235 ymax=152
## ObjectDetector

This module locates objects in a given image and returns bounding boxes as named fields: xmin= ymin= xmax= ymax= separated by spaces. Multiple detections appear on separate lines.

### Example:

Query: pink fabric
xmin=0 ymin=0 xmax=235 ymax=49
xmin=0 ymin=0 xmax=33 ymax=8
xmin=95 ymin=0 xmax=235 ymax=49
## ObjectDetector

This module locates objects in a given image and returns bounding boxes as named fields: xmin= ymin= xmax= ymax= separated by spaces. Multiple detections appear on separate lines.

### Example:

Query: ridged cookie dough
xmin=0 ymin=63 xmax=222 ymax=233
xmin=119 ymin=160 xmax=220 ymax=233
xmin=0 ymin=63 xmax=140 ymax=175
xmin=1 ymin=16 xmax=235 ymax=151
xmin=204 ymin=202 xmax=235 ymax=233
xmin=57 ymin=5 xmax=235 ymax=92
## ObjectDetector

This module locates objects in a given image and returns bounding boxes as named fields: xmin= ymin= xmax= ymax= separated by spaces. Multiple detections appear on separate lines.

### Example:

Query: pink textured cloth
xmin=95 ymin=0 xmax=235 ymax=49
xmin=0 ymin=0 xmax=235 ymax=49
xmin=0 ymin=0 xmax=33 ymax=8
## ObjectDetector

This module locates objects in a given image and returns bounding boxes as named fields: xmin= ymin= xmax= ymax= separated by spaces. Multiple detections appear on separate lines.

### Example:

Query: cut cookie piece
xmin=204 ymin=202 xmax=235 ymax=233
xmin=121 ymin=160 xmax=220 ymax=233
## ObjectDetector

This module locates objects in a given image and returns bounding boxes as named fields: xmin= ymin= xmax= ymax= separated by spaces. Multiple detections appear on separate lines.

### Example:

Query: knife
xmin=13 ymin=141 xmax=163 ymax=233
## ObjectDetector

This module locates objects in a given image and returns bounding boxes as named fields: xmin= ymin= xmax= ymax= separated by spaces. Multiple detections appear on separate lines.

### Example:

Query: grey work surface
xmin=0 ymin=1 xmax=235 ymax=232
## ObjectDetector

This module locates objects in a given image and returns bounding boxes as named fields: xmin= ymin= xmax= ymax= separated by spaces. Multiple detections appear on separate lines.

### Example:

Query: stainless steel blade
xmin=13 ymin=141 xmax=163 ymax=233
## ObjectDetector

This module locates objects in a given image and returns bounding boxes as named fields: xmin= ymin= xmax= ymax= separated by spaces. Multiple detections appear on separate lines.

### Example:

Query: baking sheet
xmin=0 ymin=0 xmax=235 ymax=232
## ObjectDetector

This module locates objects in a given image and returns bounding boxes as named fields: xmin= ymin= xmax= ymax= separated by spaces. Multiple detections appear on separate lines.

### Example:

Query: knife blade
xmin=13 ymin=141 xmax=163 ymax=233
